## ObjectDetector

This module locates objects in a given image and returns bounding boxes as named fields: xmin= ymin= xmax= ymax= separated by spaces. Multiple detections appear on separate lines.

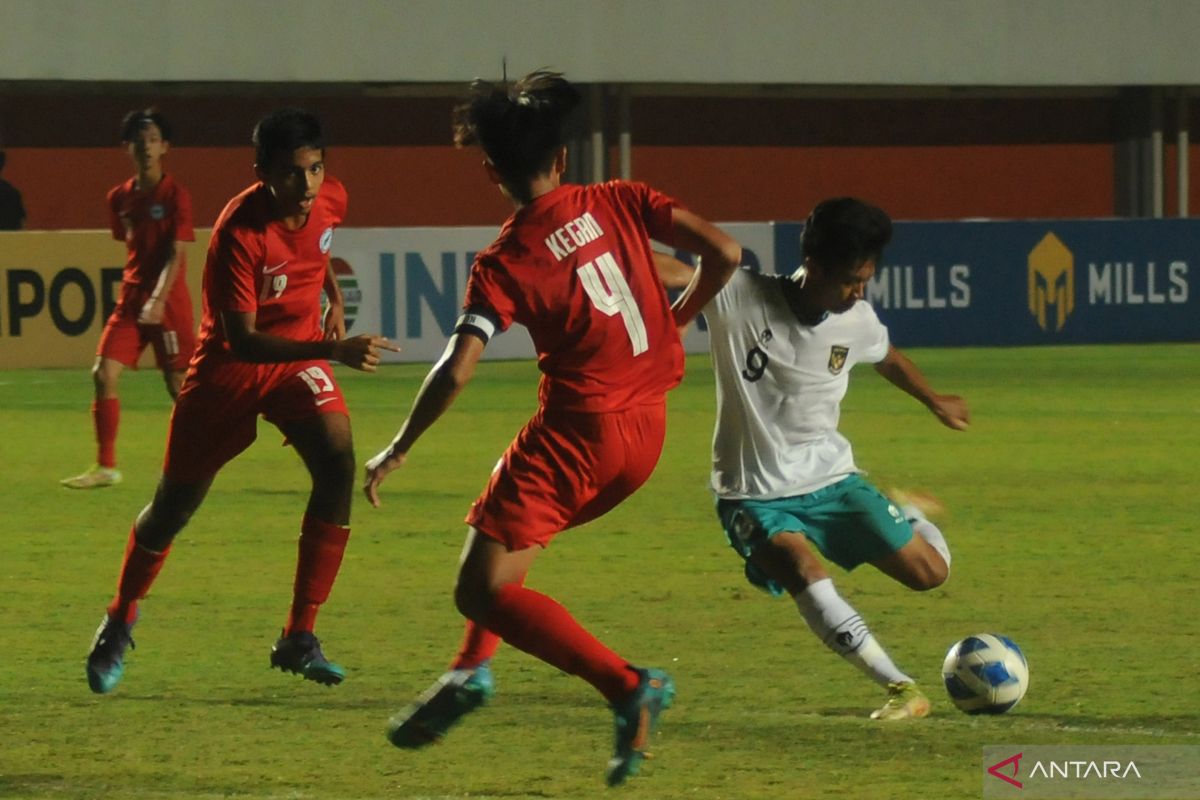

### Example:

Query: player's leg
xmin=62 ymin=355 xmax=125 ymax=488
xmin=270 ymin=407 xmax=355 ymax=684
xmin=153 ymin=300 xmax=195 ymax=402
xmin=721 ymin=486 xmax=930 ymax=719
xmin=87 ymin=375 xmax=255 ymax=693
xmin=86 ymin=474 xmax=213 ymax=693
xmin=871 ymin=491 xmax=950 ymax=591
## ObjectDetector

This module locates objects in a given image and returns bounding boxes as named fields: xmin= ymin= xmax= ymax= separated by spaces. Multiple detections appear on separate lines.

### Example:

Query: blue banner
xmin=773 ymin=219 xmax=1198 ymax=346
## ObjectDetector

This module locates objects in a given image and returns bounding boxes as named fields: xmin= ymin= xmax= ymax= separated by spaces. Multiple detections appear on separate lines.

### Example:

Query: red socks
xmin=481 ymin=583 xmax=639 ymax=703
xmin=106 ymin=526 xmax=170 ymax=624
xmin=94 ymin=397 xmax=119 ymax=468
xmin=285 ymin=514 xmax=350 ymax=635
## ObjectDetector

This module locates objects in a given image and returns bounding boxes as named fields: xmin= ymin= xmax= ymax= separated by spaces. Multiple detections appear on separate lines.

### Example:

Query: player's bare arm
xmin=138 ymin=241 xmax=183 ymax=325
xmin=363 ymin=331 xmax=485 ymax=507
xmin=652 ymin=250 xmax=696 ymax=290
xmin=667 ymin=207 xmax=741 ymax=327
xmin=873 ymin=345 xmax=970 ymax=430
xmin=221 ymin=309 xmax=398 ymax=371
xmin=321 ymin=255 xmax=346 ymax=341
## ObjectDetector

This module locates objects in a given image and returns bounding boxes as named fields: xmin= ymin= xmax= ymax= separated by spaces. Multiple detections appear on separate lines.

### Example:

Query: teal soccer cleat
xmin=86 ymin=614 xmax=136 ymax=694
xmin=270 ymin=630 xmax=345 ymax=686
xmin=605 ymin=668 xmax=676 ymax=787
xmin=386 ymin=661 xmax=495 ymax=748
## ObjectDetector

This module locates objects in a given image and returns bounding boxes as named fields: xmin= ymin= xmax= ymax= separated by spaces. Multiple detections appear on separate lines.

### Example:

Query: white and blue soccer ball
xmin=942 ymin=633 xmax=1029 ymax=714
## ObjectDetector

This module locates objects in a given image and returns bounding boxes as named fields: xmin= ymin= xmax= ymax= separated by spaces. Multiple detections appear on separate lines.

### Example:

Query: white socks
xmin=793 ymin=578 xmax=913 ymax=687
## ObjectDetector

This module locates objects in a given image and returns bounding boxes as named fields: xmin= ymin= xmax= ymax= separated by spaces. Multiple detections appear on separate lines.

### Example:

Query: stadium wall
xmin=2 ymin=220 xmax=1194 ymax=369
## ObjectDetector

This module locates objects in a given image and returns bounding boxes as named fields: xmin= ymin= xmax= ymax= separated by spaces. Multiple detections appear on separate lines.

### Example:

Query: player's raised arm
xmin=873 ymin=345 xmax=970 ymax=430
xmin=666 ymin=207 xmax=741 ymax=327
xmin=363 ymin=331 xmax=486 ymax=507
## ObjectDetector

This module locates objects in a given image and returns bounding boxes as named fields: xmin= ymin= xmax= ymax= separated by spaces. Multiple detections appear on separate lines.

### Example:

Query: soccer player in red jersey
xmin=62 ymin=109 xmax=195 ymax=489
xmin=363 ymin=71 xmax=741 ymax=786
xmin=85 ymin=108 xmax=398 ymax=694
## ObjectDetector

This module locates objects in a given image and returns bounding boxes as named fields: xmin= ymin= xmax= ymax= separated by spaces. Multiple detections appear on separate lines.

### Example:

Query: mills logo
xmin=1028 ymin=233 xmax=1074 ymax=332
xmin=329 ymin=257 xmax=362 ymax=333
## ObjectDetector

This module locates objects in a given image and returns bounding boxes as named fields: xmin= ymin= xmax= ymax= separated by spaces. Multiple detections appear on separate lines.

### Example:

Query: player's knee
xmin=909 ymin=557 xmax=948 ymax=591
xmin=92 ymin=363 xmax=117 ymax=393
xmin=453 ymin=579 xmax=492 ymax=624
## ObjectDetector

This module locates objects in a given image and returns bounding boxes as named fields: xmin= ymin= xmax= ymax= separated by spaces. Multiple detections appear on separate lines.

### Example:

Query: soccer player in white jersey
xmin=700 ymin=197 xmax=969 ymax=719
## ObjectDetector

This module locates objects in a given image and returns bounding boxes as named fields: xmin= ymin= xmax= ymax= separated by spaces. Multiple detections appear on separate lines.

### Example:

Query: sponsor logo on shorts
xmin=314 ymin=396 xmax=338 ymax=406
xmin=263 ymin=261 xmax=288 ymax=274
xmin=150 ymin=203 xmax=165 ymax=221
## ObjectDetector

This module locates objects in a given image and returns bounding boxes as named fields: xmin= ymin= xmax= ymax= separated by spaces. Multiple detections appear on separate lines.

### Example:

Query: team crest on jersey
xmin=149 ymin=203 xmax=165 ymax=220
xmin=319 ymin=227 xmax=334 ymax=254
xmin=828 ymin=345 xmax=850 ymax=374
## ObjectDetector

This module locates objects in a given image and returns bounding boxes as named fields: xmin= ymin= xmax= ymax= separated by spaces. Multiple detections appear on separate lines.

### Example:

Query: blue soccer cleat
xmin=605 ymin=667 xmax=676 ymax=787
xmin=386 ymin=661 xmax=495 ymax=748
xmin=270 ymin=630 xmax=345 ymax=686
xmin=86 ymin=614 xmax=136 ymax=694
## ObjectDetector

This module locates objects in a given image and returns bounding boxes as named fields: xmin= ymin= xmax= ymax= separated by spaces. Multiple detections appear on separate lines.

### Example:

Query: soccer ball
xmin=941 ymin=633 xmax=1029 ymax=714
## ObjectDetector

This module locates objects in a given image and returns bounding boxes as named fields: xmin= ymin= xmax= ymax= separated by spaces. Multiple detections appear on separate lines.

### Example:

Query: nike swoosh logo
xmin=263 ymin=261 xmax=288 ymax=274
xmin=314 ymin=397 xmax=338 ymax=406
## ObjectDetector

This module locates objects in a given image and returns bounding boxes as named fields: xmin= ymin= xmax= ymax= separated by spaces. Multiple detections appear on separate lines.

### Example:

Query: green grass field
xmin=2 ymin=344 xmax=1197 ymax=800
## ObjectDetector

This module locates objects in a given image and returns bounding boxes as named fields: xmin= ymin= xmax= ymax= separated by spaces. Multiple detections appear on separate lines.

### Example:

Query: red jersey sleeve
xmin=172 ymin=182 xmax=195 ymax=243
xmin=619 ymin=181 xmax=677 ymax=243
xmin=106 ymin=184 xmax=124 ymax=241
xmin=463 ymin=254 xmax=519 ymax=333
xmin=208 ymin=226 xmax=263 ymax=314
xmin=320 ymin=177 xmax=348 ymax=227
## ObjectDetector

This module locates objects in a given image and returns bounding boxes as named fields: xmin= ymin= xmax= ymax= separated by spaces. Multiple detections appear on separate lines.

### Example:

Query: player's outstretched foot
xmin=86 ymin=614 xmax=136 ymax=694
xmin=870 ymin=681 xmax=931 ymax=720
xmin=888 ymin=487 xmax=944 ymax=521
xmin=270 ymin=630 xmax=345 ymax=686
xmin=61 ymin=465 xmax=122 ymax=489
xmin=605 ymin=667 xmax=676 ymax=787
xmin=386 ymin=661 xmax=495 ymax=748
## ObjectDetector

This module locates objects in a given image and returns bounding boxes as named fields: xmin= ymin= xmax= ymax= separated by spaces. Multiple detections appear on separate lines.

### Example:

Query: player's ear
xmin=253 ymin=162 xmax=266 ymax=182
xmin=482 ymin=159 xmax=503 ymax=186
xmin=553 ymin=146 xmax=567 ymax=176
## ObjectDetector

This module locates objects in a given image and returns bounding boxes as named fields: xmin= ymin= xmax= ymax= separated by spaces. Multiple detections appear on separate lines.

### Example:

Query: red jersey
xmin=106 ymin=173 xmax=194 ymax=307
xmin=190 ymin=177 xmax=347 ymax=371
xmin=464 ymin=181 xmax=684 ymax=413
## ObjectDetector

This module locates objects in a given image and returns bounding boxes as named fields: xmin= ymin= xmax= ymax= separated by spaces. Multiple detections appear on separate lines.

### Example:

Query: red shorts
xmin=96 ymin=294 xmax=196 ymax=372
xmin=162 ymin=360 xmax=348 ymax=483
xmin=466 ymin=400 xmax=667 ymax=550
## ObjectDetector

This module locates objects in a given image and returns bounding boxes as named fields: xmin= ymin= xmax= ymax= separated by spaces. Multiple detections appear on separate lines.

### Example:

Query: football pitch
xmin=2 ymin=343 xmax=1197 ymax=800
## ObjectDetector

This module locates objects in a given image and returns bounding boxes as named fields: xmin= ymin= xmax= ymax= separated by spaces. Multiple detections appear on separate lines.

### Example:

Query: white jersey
xmin=704 ymin=267 xmax=890 ymax=500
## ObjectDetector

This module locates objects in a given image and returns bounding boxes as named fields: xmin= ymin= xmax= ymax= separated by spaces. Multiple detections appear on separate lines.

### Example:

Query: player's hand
xmin=138 ymin=297 xmax=165 ymax=325
xmin=363 ymin=445 xmax=406 ymax=508
xmin=331 ymin=334 xmax=400 ymax=372
xmin=930 ymin=394 xmax=970 ymax=430
xmin=323 ymin=303 xmax=346 ymax=341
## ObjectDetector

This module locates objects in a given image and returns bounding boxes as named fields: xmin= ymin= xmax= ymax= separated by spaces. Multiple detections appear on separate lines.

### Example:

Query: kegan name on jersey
xmin=544 ymin=212 xmax=604 ymax=261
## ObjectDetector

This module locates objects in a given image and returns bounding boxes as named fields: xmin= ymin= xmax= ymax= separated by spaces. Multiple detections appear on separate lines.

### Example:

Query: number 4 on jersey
xmin=577 ymin=252 xmax=649 ymax=355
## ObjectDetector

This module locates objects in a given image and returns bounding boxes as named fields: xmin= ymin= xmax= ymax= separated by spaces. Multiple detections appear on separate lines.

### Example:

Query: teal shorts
xmin=715 ymin=475 xmax=913 ymax=596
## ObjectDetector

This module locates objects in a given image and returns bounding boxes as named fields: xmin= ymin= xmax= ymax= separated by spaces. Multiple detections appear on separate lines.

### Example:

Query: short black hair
xmin=453 ymin=69 xmax=581 ymax=204
xmin=801 ymin=197 xmax=893 ymax=271
xmin=253 ymin=108 xmax=324 ymax=170
xmin=121 ymin=108 xmax=173 ymax=143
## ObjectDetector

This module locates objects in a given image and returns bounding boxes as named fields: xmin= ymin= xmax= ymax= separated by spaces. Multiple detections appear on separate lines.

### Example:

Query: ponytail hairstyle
xmin=453 ymin=69 xmax=581 ymax=204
